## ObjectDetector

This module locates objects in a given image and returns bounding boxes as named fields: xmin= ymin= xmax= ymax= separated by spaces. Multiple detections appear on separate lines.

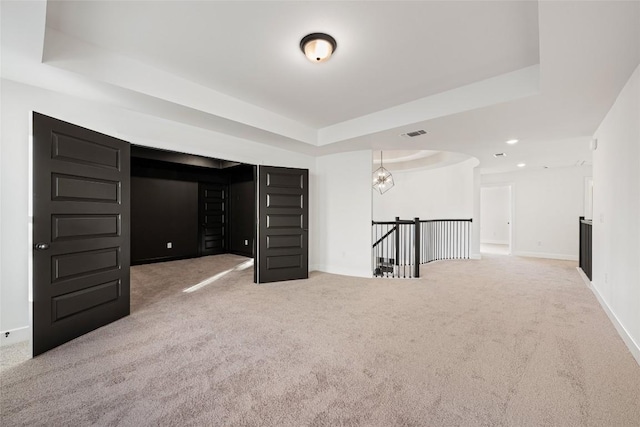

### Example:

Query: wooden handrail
xmin=418 ymin=218 xmax=472 ymax=223
xmin=372 ymin=225 xmax=396 ymax=248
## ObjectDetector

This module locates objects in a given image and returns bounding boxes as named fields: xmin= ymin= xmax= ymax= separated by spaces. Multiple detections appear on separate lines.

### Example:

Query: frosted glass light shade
xmin=304 ymin=39 xmax=333 ymax=62
xmin=300 ymin=33 xmax=337 ymax=63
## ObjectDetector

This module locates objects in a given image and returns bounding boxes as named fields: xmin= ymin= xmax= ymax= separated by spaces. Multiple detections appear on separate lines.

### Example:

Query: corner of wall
xmin=590 ymin=62 xmax=640 ymax=367
xmin=314 ymin=151 xmax=372 ymax=277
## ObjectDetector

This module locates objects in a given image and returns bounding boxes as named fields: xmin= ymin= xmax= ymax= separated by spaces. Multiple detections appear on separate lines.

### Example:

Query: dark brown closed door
xmin=32 ymin=113 xmax=130 ymax=356
xmin=199 ymin=182 xmax=226 ymax=256
xmin=257 ymin=166 xmax=308 ymax=283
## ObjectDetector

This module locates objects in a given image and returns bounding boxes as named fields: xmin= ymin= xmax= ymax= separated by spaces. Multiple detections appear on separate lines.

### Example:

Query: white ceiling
xmin=374 ymin=151 xmax=439 ymax=164
xmin=374 ymin=150 xmax=475 ymax=172
xmin=45 ymin=1 xmax=540 ymax=129
xmin=2 ymin=1 xmax=639 ymax=173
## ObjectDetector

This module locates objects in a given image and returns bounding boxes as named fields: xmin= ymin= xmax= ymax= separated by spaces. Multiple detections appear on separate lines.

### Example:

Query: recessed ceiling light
xmin=517 ymin=163 xmax=526 ymax=168
xmin=506 ymin=139 xmax=519 ymax=145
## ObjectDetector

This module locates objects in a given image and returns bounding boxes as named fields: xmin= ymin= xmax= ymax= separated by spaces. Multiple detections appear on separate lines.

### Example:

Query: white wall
xmin=0 ymin=79 xmax=316 ymax=341
xmin=482 ymin=165 xmax=592 ymax=260
xmin=314 ymin=151 xmax=372 ymax=277
xmin=480 ymin=186 xmax=511 ymax=245
xmin=471 ymin=167 xmax=481 ymax=258
xmin=372 ymin=158 xmax=476 ymax=221
xmin=592 ymin=64 xmax=640 ymax=363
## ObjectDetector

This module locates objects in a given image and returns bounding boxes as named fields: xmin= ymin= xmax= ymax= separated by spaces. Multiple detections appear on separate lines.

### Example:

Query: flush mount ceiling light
xmin=517 ymin=163 xmax=526 ymax=168
xmin=505 ymin=139 xmax=519 ymax=145
xmin=300 ymin=33 xmax=337 ymax=63
xmin=373 ymin=151 xmax=394 ymax=194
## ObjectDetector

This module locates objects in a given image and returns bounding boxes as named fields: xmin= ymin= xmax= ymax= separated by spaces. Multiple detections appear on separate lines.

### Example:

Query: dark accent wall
xmin=228 ymin=165 xmax=255 ymax=257
xmin=131 ymin=156 xmax=227 ymax=265
xmin=130 ymin=150 xmax=255 ymax=265
xmin=131 ymin=176 xmax=198 ymax=264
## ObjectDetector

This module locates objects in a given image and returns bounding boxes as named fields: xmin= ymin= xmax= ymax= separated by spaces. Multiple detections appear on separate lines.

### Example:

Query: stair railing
xmin=579 ymin=216 xmax=592 ymax=281
xmin=372 ymin=217 xmax=473 ymax=278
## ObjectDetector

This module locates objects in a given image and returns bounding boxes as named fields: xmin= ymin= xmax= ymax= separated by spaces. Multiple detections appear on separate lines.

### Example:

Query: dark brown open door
xmin=256 ymin=166 xmax=308 ymax=283
xmin=199 ymin=182 xmax=226 ymax=256
xmin=32 ymin=113 xmax=130 ymax=356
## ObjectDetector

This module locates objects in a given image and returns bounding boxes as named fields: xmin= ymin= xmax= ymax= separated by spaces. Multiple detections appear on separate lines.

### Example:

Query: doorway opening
xmin=130 ymin=145 xmax=255 ymax=266
xmin=129 ymin=146 xmax=256 ymax=312
xmin=31 ymin=113 xmax=309 ymax=356
xmin=480 ymin=185 xmax=513 ymax=255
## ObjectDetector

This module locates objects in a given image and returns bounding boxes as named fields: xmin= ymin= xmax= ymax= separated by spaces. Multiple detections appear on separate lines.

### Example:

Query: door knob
xmin=34 ymin=243 xmax=50 ymax=250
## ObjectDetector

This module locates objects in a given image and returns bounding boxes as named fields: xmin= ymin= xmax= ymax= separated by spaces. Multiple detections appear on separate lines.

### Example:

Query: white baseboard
xmin=582 ymin=273 xmax=640 ymax=367
xmin=576 ymin=267 xmax=592 ymax=288
xmin=1 ymin=326 xmax=30 ymax=347
xmin=313 ymin=264 xmax=372 ymax=278
xmin=481 ymin=239 xmax=509 ymax=245
xmin=470 ymin=253 xmax=482 ymax=260
xmin=513 ymin=251 xmax=578 ymax=261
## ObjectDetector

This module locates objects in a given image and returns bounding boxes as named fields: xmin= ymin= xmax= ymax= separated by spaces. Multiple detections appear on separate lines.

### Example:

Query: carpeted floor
xmin=1 ymin=254 xmax=639 ymax=426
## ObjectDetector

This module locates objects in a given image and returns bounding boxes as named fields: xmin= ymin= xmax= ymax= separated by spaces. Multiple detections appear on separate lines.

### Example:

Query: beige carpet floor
xmin=1 ymin=254 xmax=639 ymax=426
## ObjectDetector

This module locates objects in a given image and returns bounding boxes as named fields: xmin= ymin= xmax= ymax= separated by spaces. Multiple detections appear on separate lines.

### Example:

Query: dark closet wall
xmin=131 ymin=156 xmax=226 ymax=264
xmin=131 ymin=176 xmax=198 ymax=263
xmin=130 ymin=150 xmax=255 ymax=265
xmin=228 ymin=165 xmax=255 ymax=257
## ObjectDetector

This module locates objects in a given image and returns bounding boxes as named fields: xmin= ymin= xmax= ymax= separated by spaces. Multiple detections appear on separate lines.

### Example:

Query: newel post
xmin=414 ymin=217 xmax=420 ymax=278
xmin=579 ymin=216 xmax=584 ymax=270
xmin=395 ymin=216 xmax=400 ymax=266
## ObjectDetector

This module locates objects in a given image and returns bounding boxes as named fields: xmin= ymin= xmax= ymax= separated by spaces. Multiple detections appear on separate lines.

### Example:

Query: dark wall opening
xmin=228 ymin=164 xmax=255 ymax=257
xmin=130 ymin=146 xmax=255 ymax=265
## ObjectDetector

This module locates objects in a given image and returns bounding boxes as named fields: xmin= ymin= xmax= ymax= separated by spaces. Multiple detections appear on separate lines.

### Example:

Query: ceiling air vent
xmin=401 ymin=129 xmax=427 ymax=138
xmin=493 ymin=152 xmax=507 ymax=158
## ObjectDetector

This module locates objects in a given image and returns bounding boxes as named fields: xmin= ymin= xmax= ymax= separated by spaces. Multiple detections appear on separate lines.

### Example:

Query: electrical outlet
xmin=167 ymin=242 xmax=172 ymax=249
xmin=537 ymin=241 xmax=542 ymax=246
xmin=244 ymin=240 xmax=249 ymax=246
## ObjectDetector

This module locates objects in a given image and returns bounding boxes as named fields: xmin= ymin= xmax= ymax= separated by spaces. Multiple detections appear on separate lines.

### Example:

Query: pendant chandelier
xmin=372 ymin=151 xmax=394 ymax=194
